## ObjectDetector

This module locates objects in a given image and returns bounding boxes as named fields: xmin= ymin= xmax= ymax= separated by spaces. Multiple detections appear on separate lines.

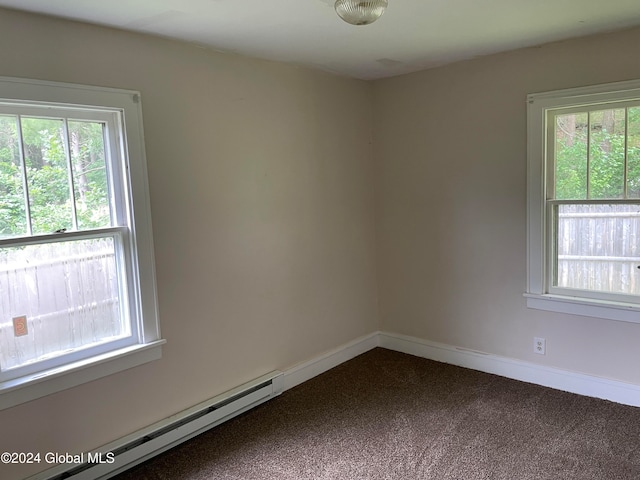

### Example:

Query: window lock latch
xmin=54 ymin=228 xmax=67 ymax=234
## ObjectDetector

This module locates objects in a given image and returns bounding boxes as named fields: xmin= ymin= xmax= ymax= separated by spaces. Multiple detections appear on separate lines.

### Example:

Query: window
xmin=0 ymin=77 xmax=163 ymax=409
xmin=526 ymin=80 xmax=640 ymax=322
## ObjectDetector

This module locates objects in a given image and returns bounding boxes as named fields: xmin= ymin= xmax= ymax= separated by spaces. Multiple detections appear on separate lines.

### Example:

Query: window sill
xmin=524 ymin=293 xmax=640 ymax=323
xmin=0 ymin=340 xmax=165 ymax=411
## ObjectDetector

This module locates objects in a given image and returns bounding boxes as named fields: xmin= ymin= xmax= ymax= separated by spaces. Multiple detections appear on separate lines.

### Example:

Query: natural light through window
xmin=551 ymin=107 xmax=640 ymax=298
xmin=527 ymin=80 xmax=640 ymax=322
xmin=0 ymin=77 xmax=162 ymax=409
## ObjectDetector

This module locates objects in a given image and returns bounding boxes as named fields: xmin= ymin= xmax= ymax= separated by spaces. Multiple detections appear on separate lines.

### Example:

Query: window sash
xmin=546 ymin=103 xmax=640 ymax=202
xmin=0 ymin=104 xmax=129 ymax=238
xmin=0 ymin=227 xmax=138 ymax=382
xmin=545 ymin=201 xmax=640 ymax=304
xmin=0 ymin=225 xmax=127 ymax=248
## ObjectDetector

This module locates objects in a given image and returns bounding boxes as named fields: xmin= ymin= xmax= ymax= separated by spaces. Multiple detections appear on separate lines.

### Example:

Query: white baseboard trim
xmin=281 ymin=331 xmax=640 ymax=407
xmin=282 ymin=331 xmax=379 ymax=391
xmin=25 ymin=330 xmax=640 ymax=479
xmin=379 ymin=331 xmax=640 ymax=408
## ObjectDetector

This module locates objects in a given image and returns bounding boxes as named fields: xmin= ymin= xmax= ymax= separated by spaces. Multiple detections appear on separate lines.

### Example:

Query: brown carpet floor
xmin=114 ymin=348 xmax=640 ymax=479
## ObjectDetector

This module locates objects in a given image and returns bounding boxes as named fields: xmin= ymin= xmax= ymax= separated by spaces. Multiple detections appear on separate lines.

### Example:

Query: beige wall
xmin=3 ymin=6 xmax=640 ymax=479
xmin=0 ymin=9 xmax=378 ymax=479
xmin=373 ymin=27 xmax=640 ymax=385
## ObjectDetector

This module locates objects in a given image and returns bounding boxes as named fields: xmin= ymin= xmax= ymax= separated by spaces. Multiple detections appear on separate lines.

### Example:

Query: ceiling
xmin=1 ymin=0 xmax=640 ymax=80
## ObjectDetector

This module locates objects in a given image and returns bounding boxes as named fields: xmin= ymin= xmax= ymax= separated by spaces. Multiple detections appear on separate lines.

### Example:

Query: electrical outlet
xmin=534 ymin=337 xmax=545 ymax=355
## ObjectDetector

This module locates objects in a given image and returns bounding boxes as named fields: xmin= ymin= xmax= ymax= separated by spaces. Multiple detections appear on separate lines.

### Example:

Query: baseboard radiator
xmin=31 ymin=371 xmax=284 ymax=480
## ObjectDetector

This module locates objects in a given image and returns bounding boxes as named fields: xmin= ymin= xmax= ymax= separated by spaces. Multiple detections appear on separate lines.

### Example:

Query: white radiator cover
xmin=29 ymin=371 xmax=284 ymax=480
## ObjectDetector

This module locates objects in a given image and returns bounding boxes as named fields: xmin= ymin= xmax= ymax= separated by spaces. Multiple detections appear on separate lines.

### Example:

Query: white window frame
xmin=0 ymin=77 xmax=164 ymax=410
xmin=526 ymin=79 xmax=640 ymax=323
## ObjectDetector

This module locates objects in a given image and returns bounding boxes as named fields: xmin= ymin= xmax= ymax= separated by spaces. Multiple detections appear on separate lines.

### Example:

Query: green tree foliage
xmin=0 ymin=115 xmax=25 ymax=236
xmin=69 ymin=121 xmax=110 ymax=229
xmin=0 ymin=115 xmax=110 ymax=239
xmin=555 ymin=107 xmax=640 ymax=200
xmin=555 ymin=112 xmax=588 ymax=200
xmin=626 ymin=108 xmax=640 ymax=197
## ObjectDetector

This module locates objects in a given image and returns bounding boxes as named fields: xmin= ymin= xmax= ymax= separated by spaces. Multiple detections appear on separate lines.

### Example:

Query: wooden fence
xmin=557 ymin=204 xmax=640 ymax=295
xmin=0 ymin=238 xmax=122 ymax=371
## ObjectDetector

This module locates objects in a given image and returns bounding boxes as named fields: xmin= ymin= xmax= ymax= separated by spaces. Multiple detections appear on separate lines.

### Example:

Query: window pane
xmin=0 ymin=236 xmax=128 ymax=371
xmin=555 ymin=113 xmax=588 ymax=200
xmin=0 ymin=115 xmax=26 ymax=238
xmin=21 ymin=117 xmax=73 ymax=234
xmin=628 ymin=107 xmax=640 ymax=198
xmin=589 ymin=109 xmax=625 ymax=199
xmin=555 ymin=204 xmax=640 ymax=295
xmin=68 ymin=121 xmax=111 ymax=229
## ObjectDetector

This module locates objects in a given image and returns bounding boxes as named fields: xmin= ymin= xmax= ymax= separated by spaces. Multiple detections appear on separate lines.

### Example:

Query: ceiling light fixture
xmin=334 ymin=0 xmax=388 ymax=26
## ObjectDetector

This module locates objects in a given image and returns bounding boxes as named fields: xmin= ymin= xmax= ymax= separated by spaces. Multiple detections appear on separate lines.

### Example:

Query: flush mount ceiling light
xmin=335 ymin=0 xmax=388 ymax=26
